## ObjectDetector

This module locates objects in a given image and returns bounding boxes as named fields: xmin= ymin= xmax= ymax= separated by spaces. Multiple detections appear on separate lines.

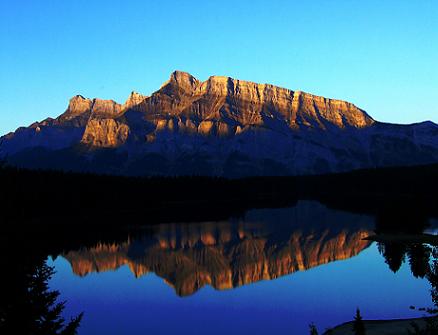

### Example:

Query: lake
xmin=46 ymin=201 xmax=436 ymax=334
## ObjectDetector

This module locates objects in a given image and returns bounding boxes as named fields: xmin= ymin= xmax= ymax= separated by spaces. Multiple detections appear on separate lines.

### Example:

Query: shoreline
xmin=325 ymin=316 xmax=435 ymax=334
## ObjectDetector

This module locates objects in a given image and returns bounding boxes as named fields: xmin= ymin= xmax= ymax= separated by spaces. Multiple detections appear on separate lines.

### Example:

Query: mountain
xmin=2 ymin=71 xmax=438 ymax=176
xmin=62 ymin=202 xmax=373 ymax=296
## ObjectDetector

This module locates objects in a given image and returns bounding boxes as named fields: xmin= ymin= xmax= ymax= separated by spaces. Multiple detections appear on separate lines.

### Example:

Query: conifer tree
xmin=309 ymin=323 xmax=318 ymax=335
xmin=352 ymin=308 xmax=366 ymax=335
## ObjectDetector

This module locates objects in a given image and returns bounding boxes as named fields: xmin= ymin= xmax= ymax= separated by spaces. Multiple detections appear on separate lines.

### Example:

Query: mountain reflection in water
xmin=62 ymin=201 xmax=373 ymax=296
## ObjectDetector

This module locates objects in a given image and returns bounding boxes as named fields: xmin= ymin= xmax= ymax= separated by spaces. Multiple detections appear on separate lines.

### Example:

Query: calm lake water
xmin=48 ymin=201 xmax=435 ymax=334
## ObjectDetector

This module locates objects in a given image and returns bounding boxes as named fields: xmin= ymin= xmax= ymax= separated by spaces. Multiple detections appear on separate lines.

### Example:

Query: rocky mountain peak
xmin=161 ymin=70 xmax=201 ymax=93
xmin=124 ymin=91 xmax=147 ymax=109
xmin=90 ymin=98 xmax=122 ymax=118
xmin=63 ymin=95 xmax=93 ymax=119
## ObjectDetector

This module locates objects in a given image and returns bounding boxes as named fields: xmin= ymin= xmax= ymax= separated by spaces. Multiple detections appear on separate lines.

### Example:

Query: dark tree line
xmin=1 ymin=163 xmax=438 ymax=229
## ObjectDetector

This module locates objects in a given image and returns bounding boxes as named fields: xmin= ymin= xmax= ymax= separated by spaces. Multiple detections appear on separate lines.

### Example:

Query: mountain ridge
xmin=1 ymin=71 xmax=438 ymax=177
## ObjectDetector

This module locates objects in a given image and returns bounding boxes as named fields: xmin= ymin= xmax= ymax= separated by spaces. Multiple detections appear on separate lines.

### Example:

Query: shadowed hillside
xmin=2 ymin=71 xmax=438 ymax=177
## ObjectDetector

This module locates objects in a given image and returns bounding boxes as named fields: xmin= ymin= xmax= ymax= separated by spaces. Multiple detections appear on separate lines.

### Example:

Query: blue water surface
xmin=48 ymin=243 xmax=431 ymax=335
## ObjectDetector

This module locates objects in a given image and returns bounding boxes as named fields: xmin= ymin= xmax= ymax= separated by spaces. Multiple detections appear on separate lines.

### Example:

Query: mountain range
xmin=2 ymin=71 xmax=438 ymax=177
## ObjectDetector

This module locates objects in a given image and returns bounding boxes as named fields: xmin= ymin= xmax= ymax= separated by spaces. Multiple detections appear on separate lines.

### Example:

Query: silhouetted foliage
xmin=1 ymin=163 xmax=438 ymax=228
xmin=378 ymin=242 xmax=407 ymax=273
xmin=408 ymin=244 xmax=432 ymax=278
xmin=309 ymin=323 xmax=318 ymax=335
xmin=352 ymin=309 xmax=366 ymax=335
xmin=406 ymin=246 xmax=438 ymax=334
xmin=428 ymin=248 xmax=438 ymax=308
xmin=0 ymin=258 xmax=82 ymax=335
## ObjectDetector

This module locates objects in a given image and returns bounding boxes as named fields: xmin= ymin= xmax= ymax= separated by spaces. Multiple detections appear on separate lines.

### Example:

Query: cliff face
xmin=140 ymin=71 xmax=374 ymax=133
xmin=81 ymin=119 xmax=130 ymax=147
xmin=62 ymin=202 xmax=373 ymax=296
xmin=2 ymin=71 xmax=438 ymax=176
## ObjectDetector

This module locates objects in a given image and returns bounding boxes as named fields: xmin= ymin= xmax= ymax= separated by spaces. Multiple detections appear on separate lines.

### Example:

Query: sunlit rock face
xmin=2 ymin=71 xmax=438 ymax=176
xmin=62 ymin=202 xmax=373 ymax=296
xmin=81 ymin=119 xmax=130 ymax=147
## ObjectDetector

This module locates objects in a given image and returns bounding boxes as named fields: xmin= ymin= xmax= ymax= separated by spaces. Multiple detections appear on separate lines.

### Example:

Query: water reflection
xmin=371 ymin=204 xmax=438 ymax=280
xmin=62 ymin=201 xmax=373 ymax=296
xmin=374 ymin=239 xmax=438 ymax=333
xmin=3 ymin=199 xmax=438 ymax=334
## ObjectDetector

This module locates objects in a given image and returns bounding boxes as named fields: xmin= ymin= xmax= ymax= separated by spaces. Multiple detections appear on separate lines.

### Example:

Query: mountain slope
xmin=1 ymin=71 xmax=438 ymax=176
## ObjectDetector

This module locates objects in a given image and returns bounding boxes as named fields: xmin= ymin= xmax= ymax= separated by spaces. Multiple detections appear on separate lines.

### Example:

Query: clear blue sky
xmin=1 ymin=0 xmax=437 ymax=135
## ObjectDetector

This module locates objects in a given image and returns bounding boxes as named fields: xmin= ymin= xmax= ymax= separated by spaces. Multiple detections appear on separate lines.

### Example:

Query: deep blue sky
xmin=1 ymin=0 xmax=437 ymax=135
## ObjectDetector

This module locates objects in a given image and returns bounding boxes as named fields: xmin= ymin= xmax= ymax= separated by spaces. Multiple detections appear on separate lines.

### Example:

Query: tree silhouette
xmin=352 ymin=308 xmax=366 ymax=335
xmin=309 ymin=323 xmax=318 ymax=335
xmin=378 ymin=242 xmax=407 ymax=273
xmin=0 ymin=259 xmax=83 ymax=335
xmin=407 ymin=244 xmax=431 ymax=278
xmin=407 ymin=246 xmax=438 ymax=334
xmin=427 ymin=247 xmax=438 ymax=309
